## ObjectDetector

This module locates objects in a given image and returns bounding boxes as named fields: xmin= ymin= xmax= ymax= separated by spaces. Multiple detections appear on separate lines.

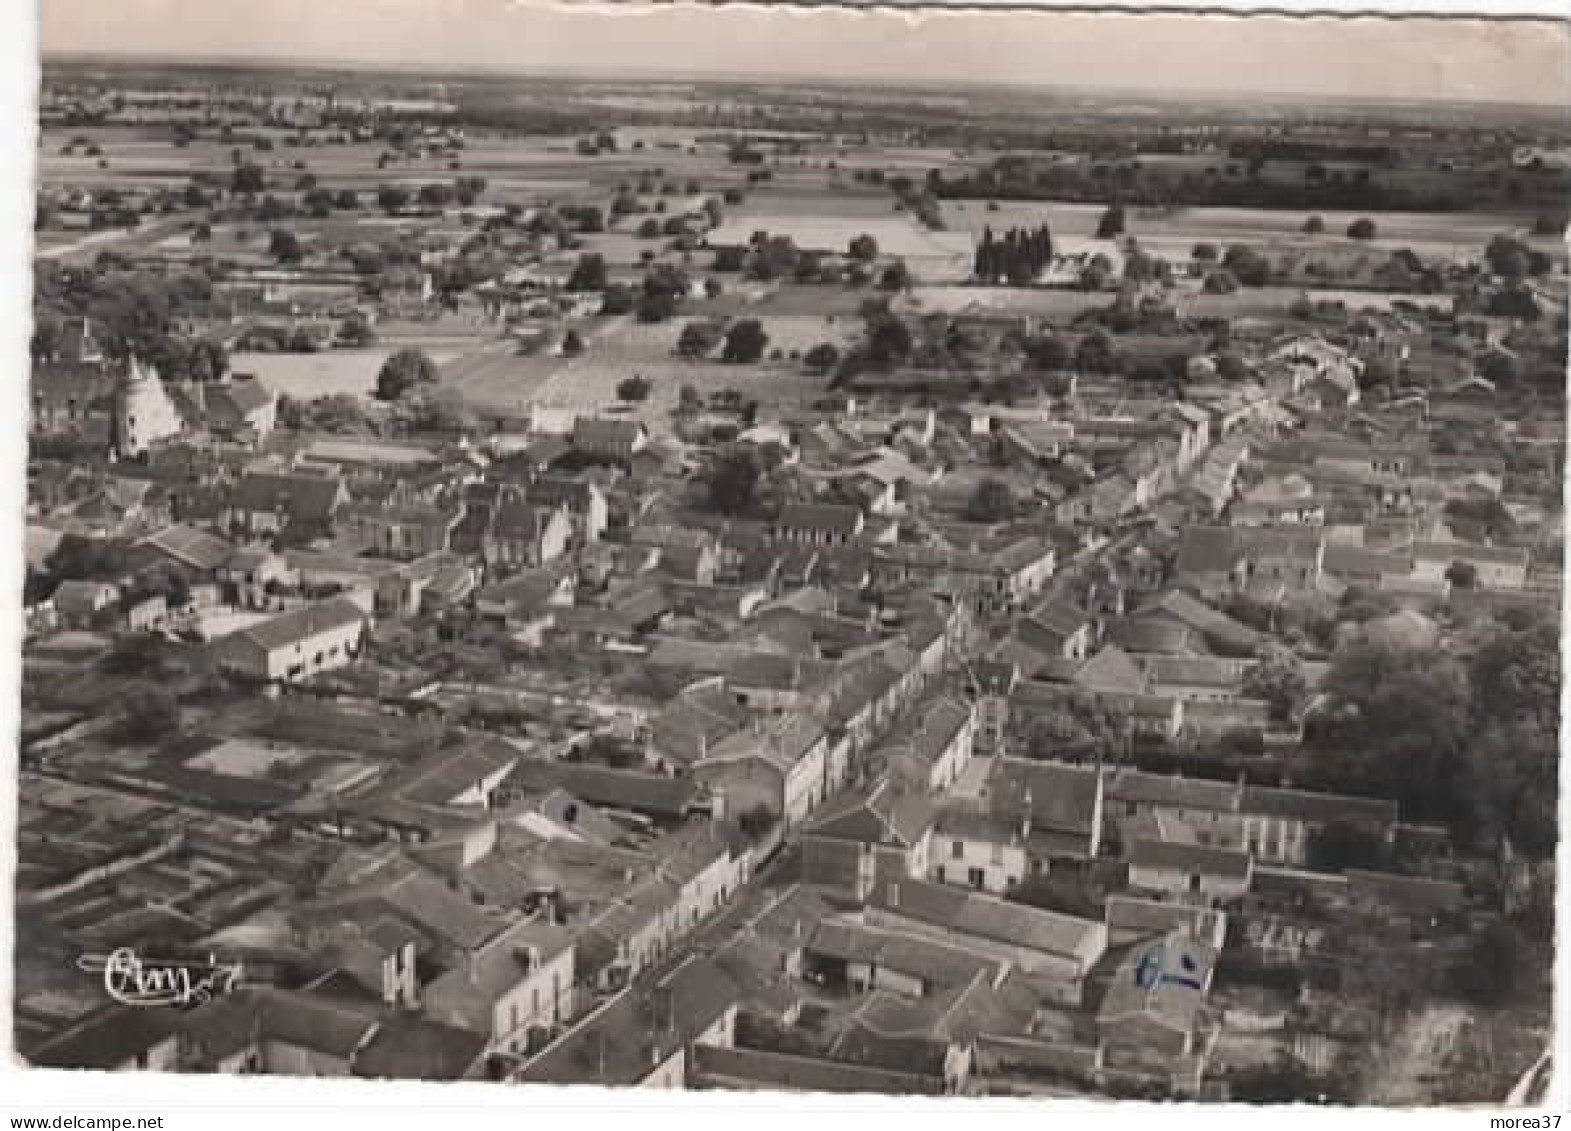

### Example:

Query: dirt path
xmin=1363 ymin=1005 xmax=1468 ymax=1105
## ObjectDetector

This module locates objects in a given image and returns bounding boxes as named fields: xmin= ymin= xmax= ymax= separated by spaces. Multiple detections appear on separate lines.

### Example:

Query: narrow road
xmin=36 ymin=215 xmax=187 ymax=263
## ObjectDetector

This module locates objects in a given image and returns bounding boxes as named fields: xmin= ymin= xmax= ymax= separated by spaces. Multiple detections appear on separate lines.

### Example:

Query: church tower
xmin=113 ymin=355 xmax=184 ymax=459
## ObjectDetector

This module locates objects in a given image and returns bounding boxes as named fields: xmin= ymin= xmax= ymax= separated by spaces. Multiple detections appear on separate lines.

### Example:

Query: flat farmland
xmin=901 ymin=285 xmax=1111 ymax=317
xmin=685 ymin=281 xmax=871 ymax=319
xmin=709 ymin=211 xmax=973 ymax=270
xmin=438 ymin=349 xmax=568 ymax=408
xmin=733 ymin=187 xmax=894 ymax=219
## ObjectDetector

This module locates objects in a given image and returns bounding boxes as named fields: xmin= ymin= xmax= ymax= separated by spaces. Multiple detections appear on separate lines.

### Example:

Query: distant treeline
xmin=928 ymin=160 xmax=1571 ymax=213
xmin=1226 ymin=140 xmax=1401 ymax=164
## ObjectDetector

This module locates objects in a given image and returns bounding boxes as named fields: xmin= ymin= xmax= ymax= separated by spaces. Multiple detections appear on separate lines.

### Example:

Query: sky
xmin=38 ymin=0 xmax=1571 ymax=106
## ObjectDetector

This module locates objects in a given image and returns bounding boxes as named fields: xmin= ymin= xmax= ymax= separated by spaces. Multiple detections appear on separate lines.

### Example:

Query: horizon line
xmin=39 ymin=47 xmax=1571 ymax=112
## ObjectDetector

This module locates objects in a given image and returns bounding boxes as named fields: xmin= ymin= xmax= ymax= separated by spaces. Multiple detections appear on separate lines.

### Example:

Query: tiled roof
xmin=871 ymin=878 xmax=1104 ymax=964
xmin=227 ymin=472 xmax=343 ymax=522
xmin=986 ymin=758 xmax=1101 ymax=837
xmin=226 ymin=596 xmax=367 ymax=654
xmin=1130 ymin=838 xmax=1252 ymax=880
xmin=1176 ymin=526 xmax=1241 ymax=575
xmin=1108 ymin=769 xmax=1242 ymax=813
xmin=352 ymin=1015 xmax=487 ymax=1080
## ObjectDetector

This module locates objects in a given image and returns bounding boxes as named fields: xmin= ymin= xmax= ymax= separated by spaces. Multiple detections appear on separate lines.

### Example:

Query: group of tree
xmin=972 ymin=223 xmax=1056 ymax=285
xmin=1484 ymin=234 xmax=1555 ymax=280
xmin=636 ymin=265 xmax=690 ymax=323
xmin=1305 ymin=616 xmax=1559 ymax=858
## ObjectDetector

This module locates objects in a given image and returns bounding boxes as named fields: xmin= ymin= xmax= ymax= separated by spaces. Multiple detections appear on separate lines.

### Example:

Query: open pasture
xmin=234 ymin=345 xmax=463 ymax=401
xmin=448 ymin=313 xmax=829 ymax=431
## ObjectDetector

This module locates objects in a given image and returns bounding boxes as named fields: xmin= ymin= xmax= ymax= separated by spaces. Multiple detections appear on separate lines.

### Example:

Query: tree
xmin=338 ymin=312 xmax=376 ymax=348
xmin=268 ymin=229 xmax=303 ymax=265
xmin=1123 ymin=249 xmax=1159 ymax=284
xmin=707 ymin=449 xmax=761 ymax=515
xmin=713 ymin=245 xmax=747 ymax=272
xmin=120 ymin=685 xmax=180 ymax=742
xmin=1095 ymin=204 xmax=1126 ymax=239
xmin=848 ymin=234 xmax=879 ymax=261
xmin=878 ymin=260 xmax=912 ymax=292
xmin=1023 ymin=334 xmax=1071 ymax=371
xmin=1191 ymin=242 xmax=1219 ymax=262
xmin=1243 ymin=645 xmax=1308 ymax=722
xmin=1485 ymin=234 xmax=1531 ymax=280
xmin=1202 ymin=269 xmax=1240 ymax=295
xmin=565 ymin=253 xmax=609 ymax=293
xmin=1471 ymin=622 xmax=1559 ymax=734
xmin=230 ymin=164 xmax=265 ymax=195
xmin=400 ymin=387 xmax=476 ymax=433
xmin=636 ymin=290 xmax=678 ymax=323
xmin=1314 ymin=637 xmax=1473 ymax=824
xmin=376 ymin=185 xmax=411 ymax=214
xmin=417 ymin=182 xmax=454 ymax=208
xmin=1346 ymin=217 xmax=1378 ymax=240
xmin=1303 ymin=215 xmax=1326 ymax=234
xmin=616 ymin=375 xmax=652 ymax=402
xmin=722 ymin=319 xmax=768 ymax=364
xmin=1221 ymin=244 xmax=1271 ymax=287
xmin=1215 ymin=352 xmax=1250 ymax=382
xmin=560 ymin=329 xmax=585 ymax=357
xmin=637 ymin=218 xmax=662 ymax=239
xmin=599 ymin=284 xmax=635 ymax=316
xmin=374 ymin=348 xmax=439 ymax=401
xmin=866 ymin=314 xmax=913 ymax=367
xmin=677 ymin=321 xmax=720 ymax=359
xmin=803 ymin=342 xmax=840 ymax=374
xmin=1441 ymin=559 xmax=1477 ymax=591
xmin=964 ymin=478 xmax=1014 ymax=523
